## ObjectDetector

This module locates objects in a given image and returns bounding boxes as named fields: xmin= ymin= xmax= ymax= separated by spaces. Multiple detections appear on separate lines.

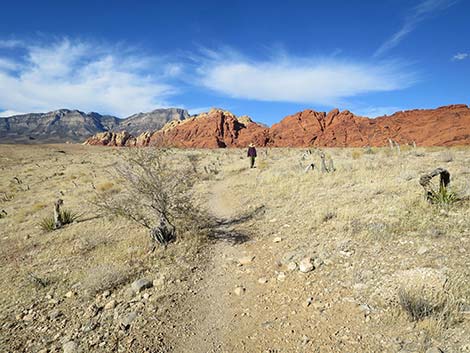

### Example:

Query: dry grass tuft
xmin=81 ymin=263 xmax=134 ymax=295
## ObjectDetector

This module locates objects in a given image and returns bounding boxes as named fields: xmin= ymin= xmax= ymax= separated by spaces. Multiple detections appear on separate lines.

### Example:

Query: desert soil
xmin=1 ymin=144 xmax=469 ymax=353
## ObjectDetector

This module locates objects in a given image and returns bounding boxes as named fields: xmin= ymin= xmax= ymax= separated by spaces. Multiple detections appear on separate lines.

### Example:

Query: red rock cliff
xmin=84 ymin=104 xmax=470 ymax=147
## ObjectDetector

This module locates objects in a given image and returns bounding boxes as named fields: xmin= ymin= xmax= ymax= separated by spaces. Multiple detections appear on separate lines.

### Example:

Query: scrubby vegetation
xmin=0 ymin=145 xmax=469 ymax=352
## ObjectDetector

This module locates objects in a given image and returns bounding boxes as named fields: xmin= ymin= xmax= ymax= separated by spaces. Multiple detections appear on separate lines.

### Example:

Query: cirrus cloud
xmin=196 ymin=50 xmax=416 ymax=106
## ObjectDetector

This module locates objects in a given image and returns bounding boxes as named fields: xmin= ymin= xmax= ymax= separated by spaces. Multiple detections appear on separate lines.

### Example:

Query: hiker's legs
xmin=250 ymin=156 xmax=255 ymax=168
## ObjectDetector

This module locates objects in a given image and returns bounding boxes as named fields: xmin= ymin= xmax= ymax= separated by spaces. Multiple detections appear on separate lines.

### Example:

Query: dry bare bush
xmin=399 ymin=274 xmax=469 ymax=331
xmin=81 ymin=264 xmax=133 ymax=295
xmin=94 ymin=149 xmax=210 ymax=247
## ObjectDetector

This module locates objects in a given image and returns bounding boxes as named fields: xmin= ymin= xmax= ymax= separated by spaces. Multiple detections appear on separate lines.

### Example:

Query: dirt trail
xmin=173 ymin=178 xmax=250 ymax=352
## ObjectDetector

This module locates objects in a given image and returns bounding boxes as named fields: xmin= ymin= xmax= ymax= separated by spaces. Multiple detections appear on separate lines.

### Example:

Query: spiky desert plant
xmin=428 ymin=185 xmax=457 ymax=207
xmin=39 ymin=208 xmax=79 ymax=232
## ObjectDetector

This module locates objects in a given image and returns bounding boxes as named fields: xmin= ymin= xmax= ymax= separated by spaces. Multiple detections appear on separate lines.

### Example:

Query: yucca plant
xmin=40 ymin=209 xmax=79 ymax=232
xmin=428 ymin=185 xmax=457 ymax=207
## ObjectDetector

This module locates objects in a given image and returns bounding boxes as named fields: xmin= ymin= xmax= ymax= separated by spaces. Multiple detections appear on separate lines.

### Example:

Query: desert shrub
xmin=257 ymin=159 xmax=268 ymax=170
xmin=399 ymin=288 xmax=437 ymax=321
xmin=82 ymin=264 xmax=133 ymax=295
xmin=0 ymin=192 xmax=14 ymax=202
xmin=440 ymin=151 xmax=454 ymax=163
xmin=96 ymin=181 xmax=115 ymax=192
xmin=39 ymin=209 xmax=79 ymax=232
xmin=95 ymin=149 xmax=210 ymax=247
xmin=351 ymin=150 xmax=363 ymax=160
xmin=27 ymin=272 xmax=49 ymax=289
xmin=31 ymin=202 xmax=48 ymax=212
xmin=399 ymin=275 xmax=469 ymax=329
xmin=428 ymin=185 xmax=457 ymax=207
xmin=322 ymin=211 xmax=337 ymax=223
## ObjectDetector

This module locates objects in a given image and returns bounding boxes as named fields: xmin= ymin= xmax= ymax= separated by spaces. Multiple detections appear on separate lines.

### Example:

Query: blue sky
xmin=0 ymin=0 xmax=468 ymax=125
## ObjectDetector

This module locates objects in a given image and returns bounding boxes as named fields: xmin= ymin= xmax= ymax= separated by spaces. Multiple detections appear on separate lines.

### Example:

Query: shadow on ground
xmin=209 ymin=205 xmax=265 ymax=245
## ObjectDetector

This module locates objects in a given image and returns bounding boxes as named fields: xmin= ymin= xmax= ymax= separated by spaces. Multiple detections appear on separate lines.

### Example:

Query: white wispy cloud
xmin=0 ymin=38 xmax=179 ymax=117
xmin=375 ymin=0 xmax=458 ymax=57
xmin=196 ymin=50 xmax=416 ymax=106
xmin=353 ymin=106 xmax=403 ymax=118
xmin=0 ymin=110 xmax=25 ymax=117
xmin=452 ymin=52 xmax=468 ymax=61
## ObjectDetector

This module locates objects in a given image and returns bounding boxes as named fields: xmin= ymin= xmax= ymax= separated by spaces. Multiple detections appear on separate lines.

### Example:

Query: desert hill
xmin=84 ymin=104 xmax=470 ymax=147
xmin=0 ymin=108 xmax=189 ymax=143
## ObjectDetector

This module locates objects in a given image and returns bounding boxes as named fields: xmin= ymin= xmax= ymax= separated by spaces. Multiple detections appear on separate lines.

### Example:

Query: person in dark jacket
xmin=247 ymin=143 xmax=257 ymax=168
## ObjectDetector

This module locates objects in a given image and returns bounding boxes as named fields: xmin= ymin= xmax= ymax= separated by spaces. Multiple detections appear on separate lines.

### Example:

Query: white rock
xmin=313 ymin=258 xmax=324 ymax=268
xmin=65 ymin=291 xmax=74 ymax=298
xmin=287 ymin=262 xmax=297 ymax=271
xmin=273 ymin=237 xmax=282 ymax=243
xmin=239 ymin=256 xmax=255 ymax=265
xmin=258 ymin=277 xmax=268 ymax=284
xmin=63 ymin=341 xmax=77 ymax=353
xmin=119 ymin=311 xmax=137 ymax=329
xmin=303 ymin=297 xmax=313 ymax=308
xmin=277 ymin=272 xmax=286 ymax=281
xmin=234 ymin=287 xmax=245 ymax=296
xmin=104 ymin=300 xmax=116 ymax=310
xmin=131 ymin=279 xmax=153 ymax=293
xmin=299 ymin=257 xmax=315 ymax=273
xmin=417 ymin=246 xmax=428 ymax=255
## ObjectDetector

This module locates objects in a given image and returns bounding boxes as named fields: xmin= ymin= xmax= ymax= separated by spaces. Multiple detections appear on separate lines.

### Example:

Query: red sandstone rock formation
xmin=269 ymin=104 xmax=470 ymax=147
xmin=83 ymin=105 xmax=470 ymax=148
xmin=148 ymin=109 xmax=270 ymax=148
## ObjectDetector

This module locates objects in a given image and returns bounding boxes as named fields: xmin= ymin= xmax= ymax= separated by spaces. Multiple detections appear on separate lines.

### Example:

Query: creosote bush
xmin=95 ymin=149 xmax=211 ymax=247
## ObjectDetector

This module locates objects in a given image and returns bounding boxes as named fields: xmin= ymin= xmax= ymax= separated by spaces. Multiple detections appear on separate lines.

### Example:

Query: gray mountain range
xmin=0 ymin=108 xmax=189 ymax=143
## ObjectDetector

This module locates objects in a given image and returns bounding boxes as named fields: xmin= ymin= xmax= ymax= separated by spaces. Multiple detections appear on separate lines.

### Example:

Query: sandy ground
xmin=0 ymin=144 xmax=469 ymax=353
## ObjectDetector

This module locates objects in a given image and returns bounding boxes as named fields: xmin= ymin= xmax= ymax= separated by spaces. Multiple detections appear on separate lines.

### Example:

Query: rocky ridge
xmin=0 ymin=108 xmax=189 ymax=143
xmin=84 ymin=104 xmax=470 ymax=147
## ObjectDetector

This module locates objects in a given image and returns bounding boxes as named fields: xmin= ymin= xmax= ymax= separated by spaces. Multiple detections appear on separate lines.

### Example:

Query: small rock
xmin=425 ymin=347 xmax=444 ymax=353
xmin=287 ymin=262 xmax=297 ymax=271
xmin=84 ymin=303 xmax=101 ymax=319
xmin=234 ymin=287 xmax=245 ymax=296
xmin=65 ymin=291 xmax=74 ymax=298
xmin=104 ymin=300 xmax=116 ymax=310
xmin=124 ymin=288 xmax=135 ymax=300
xmin=81 ymin=322 xmax=97 ymax=333
xmin=299 ymin=257 xmax=314 ymax=273
xmin=119 ymin=311 xmax=137 ymax=330
xmin=303 ymin=297 xmax=313 ymax=308
xmin=102 ymin=290 xmax=111 ymax=298
xmin=153 ymin=275 xmax=166 ymax=287
xmin=63 ymin=341 xmax=77 ymax=353
xmin=277 ymin=272 xmax=286 ymax=281
xmin=258 ymin=277 xmax=268 ymax=284
xmin=239 ymin=256 xmax=255 ymax=265
xmin=313 ymin=258 xmax=324 ymax=268
xmin=273 ymin=237 xmax=282 ymax=243
xmin=23 ymin=314 xmax=34 ymax=321
xmin=417 ymin=246 xmax=428 ymax=255
xmin=142 ymin=293 xmax=150 ymax=300
xmin=48 ymin=309 xmax=62 ymax=320
xmin=131 ymin=279 xmax=153 ymax=293
xmin=301 ymin=335 xmax=310 ymax=345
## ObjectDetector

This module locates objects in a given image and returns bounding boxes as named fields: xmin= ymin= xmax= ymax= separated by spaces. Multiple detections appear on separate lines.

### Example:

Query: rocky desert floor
xmin=0 ymin=144 xmax=469 ymax=353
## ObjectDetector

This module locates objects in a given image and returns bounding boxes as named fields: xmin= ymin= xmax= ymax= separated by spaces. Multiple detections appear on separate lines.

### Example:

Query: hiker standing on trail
xmin=247 ymin=143 xmax=257 ymax=168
